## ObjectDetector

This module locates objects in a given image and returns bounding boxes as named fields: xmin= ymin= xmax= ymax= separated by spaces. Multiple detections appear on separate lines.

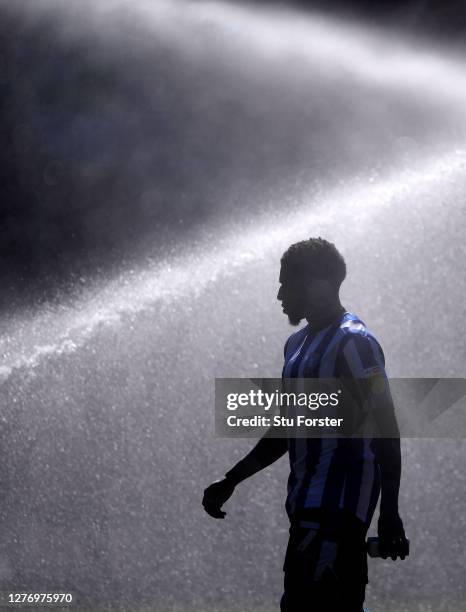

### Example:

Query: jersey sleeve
xmin=335 ymin=333 xmax=386 ymax=379
xmin=335 ymin=334 xmax=399 ymax=437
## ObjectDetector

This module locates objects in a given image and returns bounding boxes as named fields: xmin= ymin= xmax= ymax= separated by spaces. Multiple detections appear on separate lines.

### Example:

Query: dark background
xmin=1 ymin=0 xmax=466 ymax=308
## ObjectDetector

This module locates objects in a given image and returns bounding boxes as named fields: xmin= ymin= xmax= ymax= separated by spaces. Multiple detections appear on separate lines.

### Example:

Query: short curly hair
xmin=280 ymin=237 xmax=346 ymax=288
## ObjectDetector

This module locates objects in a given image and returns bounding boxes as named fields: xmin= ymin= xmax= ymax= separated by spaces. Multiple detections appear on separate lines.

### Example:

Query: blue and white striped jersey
xmin=282 ymin=311 xmax=386 ymax=525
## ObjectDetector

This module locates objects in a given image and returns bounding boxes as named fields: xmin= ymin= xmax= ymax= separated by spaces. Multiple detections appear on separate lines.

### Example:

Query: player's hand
xmin=202 ymin=479 xmax=235 ymax=519
xmin=378 ymin=512 xmax=409 ymax=560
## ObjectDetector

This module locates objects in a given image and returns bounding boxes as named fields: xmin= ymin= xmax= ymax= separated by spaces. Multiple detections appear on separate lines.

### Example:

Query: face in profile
xmin=277 ymin=266 xmax=309 ymax=326
xmin=277 ymin=266 xmax=335 ymax=326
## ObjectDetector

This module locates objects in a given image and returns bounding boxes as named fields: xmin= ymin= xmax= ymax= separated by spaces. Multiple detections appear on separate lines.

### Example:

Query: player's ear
xmin=304 ymin=278 xmax=327 ymax=297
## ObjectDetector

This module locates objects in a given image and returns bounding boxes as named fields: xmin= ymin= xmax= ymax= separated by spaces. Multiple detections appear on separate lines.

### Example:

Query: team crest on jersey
xmin=364 ymin=365 xmax=383 ymax=377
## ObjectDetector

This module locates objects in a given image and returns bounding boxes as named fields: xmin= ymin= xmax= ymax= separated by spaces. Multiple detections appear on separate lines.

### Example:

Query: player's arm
xmin=203 ymin=342 xmax=293 ymax=520
xmin=336 ymin=334 xmax=409 ymax=560
xmin=369 ymin=401 xmax=408 ymax=560
xmin=202 ymin=427 xmax=287 ymax=519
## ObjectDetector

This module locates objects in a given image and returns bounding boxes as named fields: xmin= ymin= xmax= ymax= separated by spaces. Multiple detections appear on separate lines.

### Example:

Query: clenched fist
xmin=202 ymin=478 xmax=236 ymax=519
xmin=378 ymin=512 xmax=409 ymax=560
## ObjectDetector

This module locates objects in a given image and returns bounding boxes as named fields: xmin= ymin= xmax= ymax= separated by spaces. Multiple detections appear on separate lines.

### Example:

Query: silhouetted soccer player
xmin=203 ymin=238 xmax=409 ymax=612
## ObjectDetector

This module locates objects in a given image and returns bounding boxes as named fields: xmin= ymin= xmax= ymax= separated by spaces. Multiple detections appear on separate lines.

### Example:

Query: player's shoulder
xmin=336 ymin=312 xmax=385 ymax=360
xmin=339 ymin=311 xmax=370 ymax=337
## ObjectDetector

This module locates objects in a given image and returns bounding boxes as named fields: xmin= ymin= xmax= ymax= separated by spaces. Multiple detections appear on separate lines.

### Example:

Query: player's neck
xmin=306 ymin=302 xmax=346 ymax=332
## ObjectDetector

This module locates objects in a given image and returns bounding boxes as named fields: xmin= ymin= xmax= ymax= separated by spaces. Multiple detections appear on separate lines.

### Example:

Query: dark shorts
xmin=281 ymin=509 xmax=369 ymax=612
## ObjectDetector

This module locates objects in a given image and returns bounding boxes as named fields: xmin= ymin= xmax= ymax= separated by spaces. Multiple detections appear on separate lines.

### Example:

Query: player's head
xmin=277 ymin=237 xmax=346 ymax=325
